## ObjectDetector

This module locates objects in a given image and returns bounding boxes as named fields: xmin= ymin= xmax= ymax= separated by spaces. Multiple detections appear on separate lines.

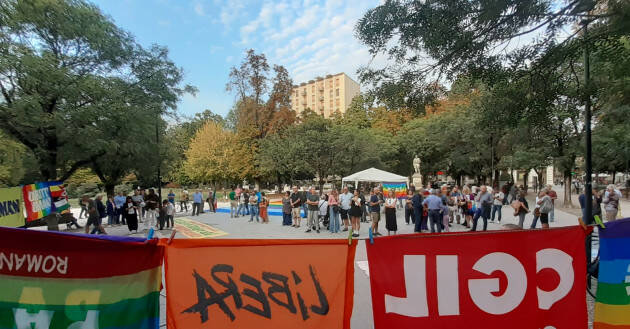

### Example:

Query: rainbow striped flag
xmin=594 ymin=217 xmax=630 ymax=329
xmin=22 ymin=182 xmax=54 ymax=221
xmin=0 ymin=227 xmax=163 ymax=328
xmin=382 ymin=182 xmax=407 ymax=199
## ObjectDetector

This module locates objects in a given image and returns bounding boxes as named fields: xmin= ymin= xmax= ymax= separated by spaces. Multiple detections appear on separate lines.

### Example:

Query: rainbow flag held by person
xmin=594 ymin=217 xmax=630 ymax=329
xmin=22 ymin=182 xmax=54 ymax=221
xmin=382 ymin=182 xmax=407 ymax=199
xmin=0 ymin=227 xmax=163 ymax=328
xmin=48 ymin=181 xmax=70 ymax=214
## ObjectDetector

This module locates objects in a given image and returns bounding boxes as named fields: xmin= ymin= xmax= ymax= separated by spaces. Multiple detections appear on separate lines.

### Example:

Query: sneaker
xmin=352 ymin=233 xmax=359 ymax=237
xmin=342 ymin=228 xmax=348 ymax=232
xmin=316 ymin=230 xmax=320 ymax=233
xmin=305 ymin=229 xmax=312 ymax=233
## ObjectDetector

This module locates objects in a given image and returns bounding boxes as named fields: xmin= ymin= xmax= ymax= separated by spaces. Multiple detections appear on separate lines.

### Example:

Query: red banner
xmin=366 ymin=227 xmax=587 ymax=329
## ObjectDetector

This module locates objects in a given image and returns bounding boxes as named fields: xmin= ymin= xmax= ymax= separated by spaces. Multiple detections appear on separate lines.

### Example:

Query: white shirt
xmin=493 ymin=192 xmax=504 ymax=206
xmin=385 ymin=197 xmax=397 ymax=207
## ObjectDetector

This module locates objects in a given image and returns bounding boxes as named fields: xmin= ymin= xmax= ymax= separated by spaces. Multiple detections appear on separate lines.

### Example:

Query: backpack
xmin=540 ymin=197 xmax=552 ymax=213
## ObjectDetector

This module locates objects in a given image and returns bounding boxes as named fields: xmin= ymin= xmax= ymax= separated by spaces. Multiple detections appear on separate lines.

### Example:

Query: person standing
xmin=165 ymin=198 xmax=175 ymax=228
xmin=192 ymin=189 xmax=203 ymax=216
xmin=360 ymin=188 xmax=369 ymax=223
xmin=106 ymin=195 xmax=117 ymax=226
xmin=509 ymin=184 xmax=517 ymax=204
xmin=132 ymin=189 xmax=145 ymax=223
xmin=461 ymin=186 xmax=474 ymax=228
xmin=144 ymin=189 xmax=160 ymax=230
xmin=114 ymin=191 xmax=126 ymax=225
xmin=491 ymin=188 xmax=504 ymax=222
xmin=515 ymin=191 xmax=530 ymax=228
xmin=229 ymin=187 xmax=237 ymax=218
xmin=290 ymin=186 xmax=302 ymax=228
xmin=83 ymin=195 xmax=105 ymax=235
xmin=328 ymin=189 xmax=340 ymax=233
xmin=158 ymin=200 xmax=168 ymax=230
xmin=179 ymin=189 xmax=189 ymax=213
xmin=281 ymin=191 xmax=293 ymax=226
xmin=300 ymin=188 xmax=308 ymax=220
xmin=385 ymin=190 xmax=398 ymax=235
xmin=78 ymin=199 xmax=88 ymax=219
xmin=238 ymin=189 xmax=248 ymax=216
xmin=339 ymin=186 xmax=353 ymax=232
xmin=318 ymin=194 xmax=329 ymax=229
xmin=471 ymin=186 xmax=492 ymax=231
xmin=95 ymin=195 xmax=107 ymax=227
xmin=546 ymin=185 xmax=558 ymax=222
xmin=248 ymin=191 xmax=259 ymax=222
xmin=305 ymin=188 xmax=320 ymax=233
xmin=537 ymin=189 xmax=553 ymax=229
xmin=206 ymin=189 xmax=215 ymax=213
xmin=423 ymin=190 xmax=443 ymax=233
xmin=412 ymin=190 xmax=424 ymax=232
xmin=603 ymin=184 xmax=620 ymax=221
xmin=350 ymin=189 xmax=362 ymax=237
xmin=167 ymin=190 xmax=176 ymax=206
xmin=404 ymin=190 xmax=414 ymax=225
xmin=369 ymin=188 xmax=382 ymax=236
xmin=259 ymin=192 xmax=269 ymax=223
xmin=122 ymin=196 xmax=138 ymax=233
xmin=531 ymin=191 xmax=543 ymax=229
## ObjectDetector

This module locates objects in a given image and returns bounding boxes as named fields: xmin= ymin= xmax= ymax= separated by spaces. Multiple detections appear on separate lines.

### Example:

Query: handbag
xmin=332 ymin=205 xmax=339 ymax=213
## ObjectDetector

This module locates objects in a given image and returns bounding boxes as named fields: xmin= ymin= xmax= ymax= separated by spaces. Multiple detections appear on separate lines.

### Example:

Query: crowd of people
xmin=76 ymin=181 xmax=623 ymax=237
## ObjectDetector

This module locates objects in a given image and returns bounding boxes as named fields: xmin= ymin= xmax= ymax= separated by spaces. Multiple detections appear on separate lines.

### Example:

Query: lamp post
xmin=582 ymin=19 xmax=593 ymax=226
xmin=156 ymin=109 xmax=162 ymax=209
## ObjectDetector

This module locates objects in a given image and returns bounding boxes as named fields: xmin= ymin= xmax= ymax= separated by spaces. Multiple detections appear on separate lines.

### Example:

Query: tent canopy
xmin=342 ymin=167 xmax=407 ymax=183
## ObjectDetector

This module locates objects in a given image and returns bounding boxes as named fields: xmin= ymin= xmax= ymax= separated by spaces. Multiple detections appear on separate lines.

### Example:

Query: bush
xmin=75 ymin=183 xmax=100 ymax=198
xmin=114 ymin=184 xmax=133 ymax=196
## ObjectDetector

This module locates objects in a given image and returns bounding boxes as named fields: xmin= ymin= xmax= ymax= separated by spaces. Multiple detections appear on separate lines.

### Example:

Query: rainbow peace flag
xmin=382 ymin=182 xmax=407 ymax=199
xmin=594 ymin=217 xmax=630 ymax=329
xmin=0 ymin=227 xmax=163 ymax=328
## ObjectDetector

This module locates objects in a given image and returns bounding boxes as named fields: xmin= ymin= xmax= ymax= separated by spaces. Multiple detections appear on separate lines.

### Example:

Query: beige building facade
xmin=290 ymin=73 xmax=360 ymax=118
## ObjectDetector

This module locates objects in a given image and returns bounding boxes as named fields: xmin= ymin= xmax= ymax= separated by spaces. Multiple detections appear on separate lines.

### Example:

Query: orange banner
xmin=162 ymin=239 xmax=357 ymax=329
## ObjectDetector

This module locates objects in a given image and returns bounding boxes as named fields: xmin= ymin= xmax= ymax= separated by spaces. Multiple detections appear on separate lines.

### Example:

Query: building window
xmin=336 ymin=88 xmax=339 ymax=97
xmin=312 ymin=85 xmax=315 ymax=92
xmin=335 ymin=78 xmax=339 ymax=86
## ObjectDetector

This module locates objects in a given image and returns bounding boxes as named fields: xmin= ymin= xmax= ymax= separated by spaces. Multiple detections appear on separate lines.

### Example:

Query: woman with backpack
xmin=537 ymin=190 xmax=553 ymax=229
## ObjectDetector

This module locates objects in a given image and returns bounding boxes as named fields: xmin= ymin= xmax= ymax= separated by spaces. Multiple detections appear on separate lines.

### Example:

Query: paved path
xmin=39 ymin=202 xmax=598 ymax=328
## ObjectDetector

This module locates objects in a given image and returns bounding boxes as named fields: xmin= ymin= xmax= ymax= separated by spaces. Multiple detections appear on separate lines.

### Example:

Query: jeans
xmin=117 ymin=208 xmax=125 ymax=224
xmin=108 ymin=214 xmax=116 ymax=225
xmin=237 ymin=202 xmax=247 ymax=216
xmin=230 ymin=200 xmax=238 ymax=217
xmin=192 ymin=202 xmax=202 ymax=216
xmin=518 ymin=212 xmax=526 ymax=228
xmin=307 ymin=209 xmax=319 ymax=231
xmin=413 ymin=207 xmax=423 ymax=232
xmin=471 ymin=207 xmax=488 ymax=231
xmin=302 ymin=204 xmax=308 ymax=218
xmin=531 ymin=213 xmax=539 ymax=229
xmin=249 ymin=204 xmax=259 ymax=222
xmin=282 ymin=212 xmax=292 ymax=225
xmin=329 ymin=207 xmax=340 ymax=233
xmin=145 ymin=209 xmax=157 ymax=230
xmin=491 ymin=205 xmax=502 ymax=222
xmin=428 ymin=209 xmax=442 ymax=233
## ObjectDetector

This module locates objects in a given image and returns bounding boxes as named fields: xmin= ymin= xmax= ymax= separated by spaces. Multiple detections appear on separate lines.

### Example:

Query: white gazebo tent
xmin=342 ymin=167 xmax=408 ymax=189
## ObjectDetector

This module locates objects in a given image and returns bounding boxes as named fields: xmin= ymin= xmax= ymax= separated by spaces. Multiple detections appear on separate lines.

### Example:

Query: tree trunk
xmin=563 ymin=172 xmax=573 ymax=207
xmin=104 ymin=182 xmax=116 ymax=197
xmin=612 ymin=171 xmax=616 ymax=184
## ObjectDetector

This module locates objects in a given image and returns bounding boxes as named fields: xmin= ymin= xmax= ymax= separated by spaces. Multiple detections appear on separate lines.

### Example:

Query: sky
xmin=91 ymin=0 xmax=382 ymax=118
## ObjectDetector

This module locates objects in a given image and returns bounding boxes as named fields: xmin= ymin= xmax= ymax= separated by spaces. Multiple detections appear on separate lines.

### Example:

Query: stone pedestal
xmin=412 ymin=173 xmax=423 ymax=188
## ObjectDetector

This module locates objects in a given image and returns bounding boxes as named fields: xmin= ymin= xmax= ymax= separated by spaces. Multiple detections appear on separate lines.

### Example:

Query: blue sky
xmin=91 ymin=0 xmax=382 ymax=118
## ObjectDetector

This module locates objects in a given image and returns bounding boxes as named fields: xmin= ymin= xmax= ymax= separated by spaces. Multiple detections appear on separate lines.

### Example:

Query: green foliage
xmin=0 ymin=0 xmax=193 ymax=185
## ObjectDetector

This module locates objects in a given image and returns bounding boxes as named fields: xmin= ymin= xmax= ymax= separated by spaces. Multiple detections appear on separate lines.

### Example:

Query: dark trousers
xmin=180 ymin=201 xmax=188 ymax=212
xmin=405 ymin=208 xmax=414 ymax=224
xmin=413 ymin=207 xmax=423 ymax=232
xmin=282 ymin=212 xmax=292 ymax=225
xmin=192 ymin=202 xmax=201 ymax=216
xmin=491 ymin=205 xmax=502 ymax=222
xmin=428 ymin=209 xmax=442 ymax=233
xmin=472 ymin=206 xmax=489 ymax=231
xmin=158 ymin=215 xmax=165 ymax=230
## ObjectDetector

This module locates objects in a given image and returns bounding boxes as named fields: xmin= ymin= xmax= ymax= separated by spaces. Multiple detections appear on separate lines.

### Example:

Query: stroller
xmin=318 ymin=199 xmax=330 ymax=230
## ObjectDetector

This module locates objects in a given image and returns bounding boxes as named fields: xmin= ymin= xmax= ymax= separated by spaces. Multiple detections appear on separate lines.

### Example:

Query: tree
xmin=0 ymin=0 xmax=193 ymax=184
xmin=185 ymin=121 xmax=254 ymax=186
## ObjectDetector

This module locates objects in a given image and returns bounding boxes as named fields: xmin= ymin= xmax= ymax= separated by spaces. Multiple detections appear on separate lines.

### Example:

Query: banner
xmin=382 ymin=182 xmax=407 ymax=199
xmin=366 ymin=227 xmax=587 ymax=329
xmin=48 ymin=181 xmax=70 ymax=214
xmin=163 ymin=239 xmax=356 ymax=329
xmin=594 ymin=218 xmax=630 ymax=329
xmin=22 ymin=182 xmax=54 ymax=221
xmin=0 ymin=227 xmax=163 ymax=328
xmin=0 ymin=187 xmax=24 ymax=228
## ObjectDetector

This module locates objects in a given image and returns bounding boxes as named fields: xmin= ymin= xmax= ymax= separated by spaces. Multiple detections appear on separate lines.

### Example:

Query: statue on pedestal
xmin=413 ymin=155 xmax=421 ymax=174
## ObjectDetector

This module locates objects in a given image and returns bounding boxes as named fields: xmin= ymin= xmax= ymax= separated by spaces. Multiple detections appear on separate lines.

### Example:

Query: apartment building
xmin=290 ymin=73 xmax=360 ymax=118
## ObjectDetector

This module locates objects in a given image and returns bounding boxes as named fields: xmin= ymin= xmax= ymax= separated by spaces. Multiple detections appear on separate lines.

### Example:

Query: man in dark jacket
xmin=412 ymin=190 xmax=424 ymax=233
